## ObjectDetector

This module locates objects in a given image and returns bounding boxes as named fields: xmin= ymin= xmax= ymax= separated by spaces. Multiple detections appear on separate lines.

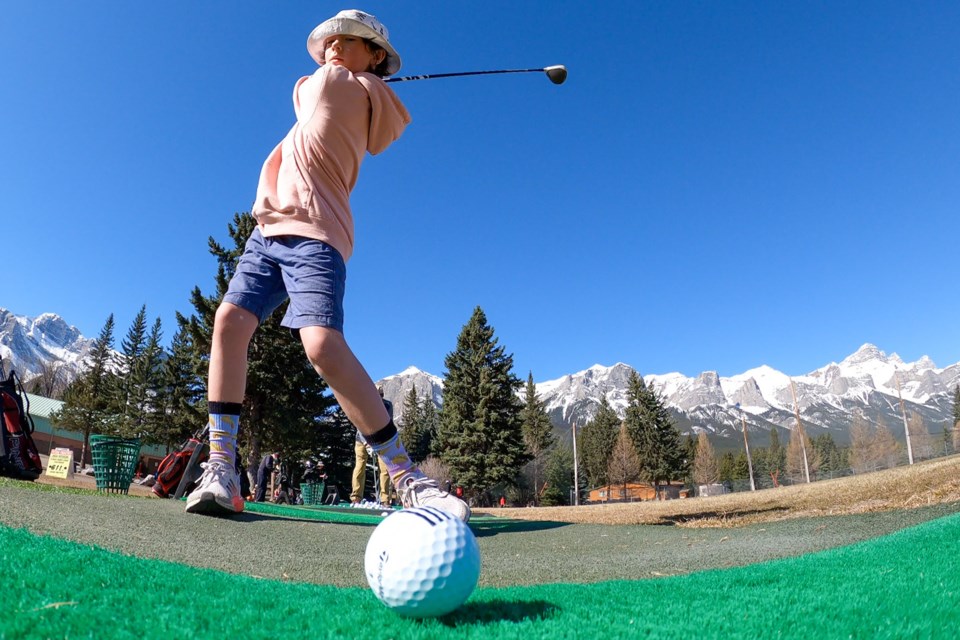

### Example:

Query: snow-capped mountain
xmin=378 ymin=344 xmax=960 ymax=448
xmin=5 ymin=308 xmax=956 ymax=447
xmin=377 ymin=366 xmax=444 ymax=423
xmin=0 ymin=309 xmax=95 ymax=382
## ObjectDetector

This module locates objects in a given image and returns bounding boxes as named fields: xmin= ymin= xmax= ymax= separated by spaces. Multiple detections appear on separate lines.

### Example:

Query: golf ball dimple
xmin=364 ymin=506 xmax=481 ymax=618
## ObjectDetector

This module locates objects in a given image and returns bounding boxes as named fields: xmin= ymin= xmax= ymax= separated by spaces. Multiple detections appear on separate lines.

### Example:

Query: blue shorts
xmin=223 ymin=228 xmax=346 ymax=332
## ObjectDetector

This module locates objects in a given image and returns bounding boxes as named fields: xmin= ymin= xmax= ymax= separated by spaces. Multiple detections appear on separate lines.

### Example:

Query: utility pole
xmin=736 ymin=403 xmax=756 ymax=491
xmin=896 ymin=372 xmax=915 ymax=465
xmin=571 ymin=420 xmax=580 ymax=506
xmin=789 ymin=380 xmax=811 ymax=483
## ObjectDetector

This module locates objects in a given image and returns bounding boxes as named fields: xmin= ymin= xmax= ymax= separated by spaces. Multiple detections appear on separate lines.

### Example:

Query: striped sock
xmin=207 ymin=401 xmax=241 ymax=467
xmin=365 ymin=422 xmax=416 ymax=482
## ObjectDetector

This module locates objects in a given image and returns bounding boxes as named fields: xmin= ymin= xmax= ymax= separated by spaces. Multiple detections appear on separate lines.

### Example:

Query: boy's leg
xmin=350 ymin=439 xmax=368 ymax=503
xmin=186 ymin=303 xmax=258 ymax=515
xmin=299 ymin=326 xmax=470 ymax=521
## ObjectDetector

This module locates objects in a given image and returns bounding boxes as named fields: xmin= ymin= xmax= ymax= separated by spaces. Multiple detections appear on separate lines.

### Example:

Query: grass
xmin=476 ymin=454 xmax=960 ymax=526
xmin=2 ymin=507 xmax=959 ymax=638
xmin=3 ymin=456 xmax=960 ymax=638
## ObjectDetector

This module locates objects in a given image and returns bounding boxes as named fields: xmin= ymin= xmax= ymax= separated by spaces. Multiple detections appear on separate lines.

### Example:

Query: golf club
xmin=385 ymin=65 xmax=567 ymax=85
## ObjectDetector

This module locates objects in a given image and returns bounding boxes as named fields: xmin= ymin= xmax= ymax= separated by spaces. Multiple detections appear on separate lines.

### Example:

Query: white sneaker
xmin=396 ymin=472 xmax=470 ymax=522
xmin=185 ymin=461 xmax=245 ymax=515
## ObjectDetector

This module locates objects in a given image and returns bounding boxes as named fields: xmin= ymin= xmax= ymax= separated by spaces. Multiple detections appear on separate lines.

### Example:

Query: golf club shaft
xmin=386 ymin=68 xmax=549 ymax=83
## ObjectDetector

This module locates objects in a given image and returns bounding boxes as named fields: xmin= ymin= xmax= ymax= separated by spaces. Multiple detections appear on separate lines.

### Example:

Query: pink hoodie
xmin=251 ymin=64 xmax=411 ymax=262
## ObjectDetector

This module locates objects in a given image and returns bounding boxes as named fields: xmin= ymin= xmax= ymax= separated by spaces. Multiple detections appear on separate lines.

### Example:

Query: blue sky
xmin=3 ymin=2 xmax=959 ymax=383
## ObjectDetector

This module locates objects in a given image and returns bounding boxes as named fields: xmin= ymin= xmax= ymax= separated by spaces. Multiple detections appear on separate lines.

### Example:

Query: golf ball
xmin=364 ymin=506 xmax=481 ymax=618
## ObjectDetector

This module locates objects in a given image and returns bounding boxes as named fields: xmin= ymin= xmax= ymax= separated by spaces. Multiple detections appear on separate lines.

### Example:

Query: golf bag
xmin=0 ymin=362 xmax=43 ymax=481
xmin=152 ymin=426 xmax=209 ymax=499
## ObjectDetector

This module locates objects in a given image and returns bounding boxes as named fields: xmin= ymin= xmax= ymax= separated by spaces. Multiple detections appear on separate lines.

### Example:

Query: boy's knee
xmin=302 ymin=328 xmax=345 ymax=374
xmin=215 ymin=303 xmax=257 ymax=334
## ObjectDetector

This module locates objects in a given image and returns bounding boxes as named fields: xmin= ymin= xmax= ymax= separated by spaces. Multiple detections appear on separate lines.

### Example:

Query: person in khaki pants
xmin=351 ymin=387 xmax=393 ymax=504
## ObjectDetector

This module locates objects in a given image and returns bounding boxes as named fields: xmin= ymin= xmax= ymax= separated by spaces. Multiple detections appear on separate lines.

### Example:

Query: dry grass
xmin=475 ymin=454 xmax=960 ymax=528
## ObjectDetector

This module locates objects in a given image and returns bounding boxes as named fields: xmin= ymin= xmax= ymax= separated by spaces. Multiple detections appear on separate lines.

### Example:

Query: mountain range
xmin=4 ymin=308 xmax=956 ymax=447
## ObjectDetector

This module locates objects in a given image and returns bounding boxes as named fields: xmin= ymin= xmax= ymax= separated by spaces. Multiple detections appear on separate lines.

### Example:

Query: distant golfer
xmin=184 ymin=9 xmax=468 ymax=521
xmin=254 ymin=452 xmax=280 ymax=502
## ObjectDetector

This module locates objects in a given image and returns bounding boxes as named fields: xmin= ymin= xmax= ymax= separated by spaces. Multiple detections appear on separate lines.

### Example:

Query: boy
xmin=185 ymin=9 xmax=469 ymax=521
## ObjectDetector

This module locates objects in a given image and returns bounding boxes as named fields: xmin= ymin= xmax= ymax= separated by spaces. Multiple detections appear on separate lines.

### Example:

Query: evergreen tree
xmin=181 ymin=213 xmax=335 ymax=470
xmin=435 ymin=306 xmax=529 ymax=503
xmin=691 ymin=431 xmax=719 ymax=485
xmin=51 ymin=315 xmax=121 ymax=465
xmin=766 ymin=428 xmax=785 ymax=486
xmin=953 ymin=385 xmax=960 ymax=429
xmin=578 ymin=397 xmax=619 ymax=489
xmin=399 ymin=387 xmax=435 ymax=464
xmin=811 ymin=434 xmax=844 ymax=477
xmin=624 ymin=369 xmax=686 ymax=498
xmin=540 ymin=444 xmax=574 ymax=506
xmin=116 ymin=305 xmax=149 ymax=436
xmin=116 ymin=308 xmax=166 ymax=440
xmin=153 ymin=321 xmax=205 ymax=449
xmin=717 ymin=451 xmax=737 ymax=483
xmin=520 ymin=372 xmax=555 ymax=505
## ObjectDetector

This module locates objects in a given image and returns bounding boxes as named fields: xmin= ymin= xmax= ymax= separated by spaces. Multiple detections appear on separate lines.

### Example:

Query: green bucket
xmin=301 ymin=481 xmax=325 ymax=505
xmin=90 ymin=435 xmax=142 ymax=494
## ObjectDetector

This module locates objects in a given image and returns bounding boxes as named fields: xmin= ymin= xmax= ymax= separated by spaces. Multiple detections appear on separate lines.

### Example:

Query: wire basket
xmin=90 ymin=435 xmax=142 ymax=494
xmin=301 ymin=481 xmax=326 ymax=505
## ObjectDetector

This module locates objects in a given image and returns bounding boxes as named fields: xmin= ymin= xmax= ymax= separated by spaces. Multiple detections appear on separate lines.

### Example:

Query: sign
xmin=46 ymin=448 xmax=75 ymax=479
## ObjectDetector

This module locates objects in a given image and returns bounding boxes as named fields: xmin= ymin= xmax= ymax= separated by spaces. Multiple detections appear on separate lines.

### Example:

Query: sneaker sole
xmin=185 ymin=491 xmax=244 ymax=516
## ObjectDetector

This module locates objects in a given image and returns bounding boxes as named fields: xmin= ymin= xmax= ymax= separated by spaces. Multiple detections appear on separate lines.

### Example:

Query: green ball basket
xmin=300 ymin=481 xmax=326 ymax=505
xmin=90 ymin=435 xmax=142 ymax=494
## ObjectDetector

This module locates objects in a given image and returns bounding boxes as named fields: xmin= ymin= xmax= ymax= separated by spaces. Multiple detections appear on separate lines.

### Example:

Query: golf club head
xmin=545 ymin=65 xmax=567 ymax=85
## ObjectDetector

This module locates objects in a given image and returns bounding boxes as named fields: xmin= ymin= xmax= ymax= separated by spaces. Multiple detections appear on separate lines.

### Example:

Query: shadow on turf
xmin=437 ymin=599 xmax=558 ymax=626
xmin=469 ymin=518 xmax=569 ymax=537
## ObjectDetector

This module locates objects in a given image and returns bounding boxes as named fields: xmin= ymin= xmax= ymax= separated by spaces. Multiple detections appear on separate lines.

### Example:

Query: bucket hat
xmin=307 ymin=9 xmax=401 ymax=76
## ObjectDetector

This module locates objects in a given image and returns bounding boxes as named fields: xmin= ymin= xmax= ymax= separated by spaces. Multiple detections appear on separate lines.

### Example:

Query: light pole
xmin=735 ymin=403 xmax=756 ymax=491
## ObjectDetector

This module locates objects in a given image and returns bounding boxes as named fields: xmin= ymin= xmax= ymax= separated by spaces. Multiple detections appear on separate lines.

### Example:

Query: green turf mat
xmin=2 ymin=512 xmax=958 ymax=639
xmin=243 ymin=500 xmax=394 ymax=524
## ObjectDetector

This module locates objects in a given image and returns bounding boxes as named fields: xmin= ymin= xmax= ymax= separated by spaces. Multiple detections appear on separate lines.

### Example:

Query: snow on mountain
xmin=5 ymin=306 xmax=956 ymax=446
xmin=378 ymin=343 xmax=957 ymax=447
xmin=376 ymin=366 xmax=444 ymax=424
xmin=0 ymin=308 xmax=94 ymax=382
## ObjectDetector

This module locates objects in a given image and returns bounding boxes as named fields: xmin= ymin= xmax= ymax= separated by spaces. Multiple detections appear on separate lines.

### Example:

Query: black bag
xmin=0 ymin=363 xmax=43 ymax=481
xmin=152 ymin=427 xmax=209 ymax=499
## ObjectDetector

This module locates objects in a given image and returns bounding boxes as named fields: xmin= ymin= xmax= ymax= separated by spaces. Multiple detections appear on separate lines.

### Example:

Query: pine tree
xmin=953 ymin=385 xmax=960 ymax=429
xmin=181 ymin=213 xmax=335 ymax=470
xmin=520 ymin=372 xmax=555 ymax=505
xmin=540 ymin=444 xmax=574 ymax=506
xmin=691 ymin=431 xmax=719 ymax=485
xmin=435 ymin=306 xmax=529 ymax=503
xmin=51 ymin=315 xmax=121 ymax=465
xmin=624 ymin=369 xmax=686 ymax=498
xmin=766 ymin=428 xmax=785 ymax=485
xmin=116 ymin=308 xmax=166 ymax=440
xmin=578 ymin=396 xmax=619 ymax=489
xmin=399 ymin=387 xmax=435 ymax=464
xmin=153 ymin=321 xmax=205 ymax=449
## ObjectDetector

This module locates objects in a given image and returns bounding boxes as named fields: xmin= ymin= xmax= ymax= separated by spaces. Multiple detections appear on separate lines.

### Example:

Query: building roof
xmin=24 ymin=393 xmax=64 ymax=419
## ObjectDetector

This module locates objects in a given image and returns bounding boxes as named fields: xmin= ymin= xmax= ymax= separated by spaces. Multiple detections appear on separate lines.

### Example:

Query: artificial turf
xmin=2 ymin=509 xmax=958 ymax=639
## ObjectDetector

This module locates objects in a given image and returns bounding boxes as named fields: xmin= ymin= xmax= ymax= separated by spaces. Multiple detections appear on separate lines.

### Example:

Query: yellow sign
xmin=46 ymin=448 xmax=75 ymax=479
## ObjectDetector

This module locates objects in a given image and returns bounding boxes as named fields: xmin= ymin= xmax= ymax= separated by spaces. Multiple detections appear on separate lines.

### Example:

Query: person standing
xmin=254 ymin=452 xmax=280 ymax=502
xmin=183 ymin=9 xmax=468 ymax=522
xmin=351 ymin=387 xmax=392 ymax=504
